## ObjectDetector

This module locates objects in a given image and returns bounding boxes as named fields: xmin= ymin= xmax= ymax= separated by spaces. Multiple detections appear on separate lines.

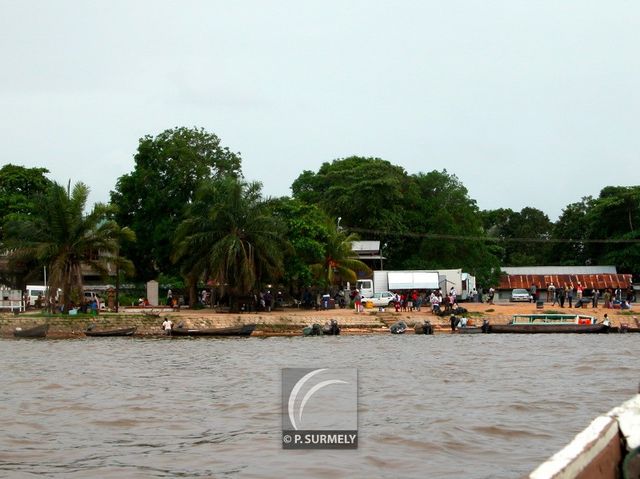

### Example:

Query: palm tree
xmin=173 ymin=177 xmax=286 ymax=310
xmin=5 ymin=182 xmax=134 ymax=312
xmin=310 ymin=225 xmax=371 ymax=292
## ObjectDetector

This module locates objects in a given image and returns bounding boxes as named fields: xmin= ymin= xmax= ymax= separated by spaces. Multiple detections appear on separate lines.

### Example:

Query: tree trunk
xmin=188 ymin=274 xmax=198 ymax=308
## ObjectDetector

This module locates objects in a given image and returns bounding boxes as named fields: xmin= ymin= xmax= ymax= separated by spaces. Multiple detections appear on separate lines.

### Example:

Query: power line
xmin=347 ymin=227 xmax=640 ymax=244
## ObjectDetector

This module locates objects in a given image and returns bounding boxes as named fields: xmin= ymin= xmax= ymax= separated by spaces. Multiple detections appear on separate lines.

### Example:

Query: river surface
xmin=1 ymin=334 xmax=638 ymax=478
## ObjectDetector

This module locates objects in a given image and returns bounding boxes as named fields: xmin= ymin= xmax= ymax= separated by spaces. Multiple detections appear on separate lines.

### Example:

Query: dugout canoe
xmin=170 ymin=324 xmax=256 ymax=337
xmin=454 ymin=326 xmax=484 ymax=334
xmin=85 ymin=327 xmax=137 ymax=337
xmin=13 ymin=324 xmax=49 ymax=338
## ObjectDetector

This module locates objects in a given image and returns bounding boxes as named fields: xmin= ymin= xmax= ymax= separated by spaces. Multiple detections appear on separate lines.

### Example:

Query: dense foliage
xmin=110 ymin=127 xmax=242 ymax=281
xmin=2 ymin=128 xmax=638 ymax=299
xmin=173 ymin=177 xmax=287 ymax=309
xmin=4 ymin=182 xmax=134 ymax=311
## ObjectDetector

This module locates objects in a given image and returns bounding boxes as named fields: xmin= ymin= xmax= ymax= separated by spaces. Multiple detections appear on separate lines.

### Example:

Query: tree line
xmin=1 ymin=127 xmax=638 ymax=311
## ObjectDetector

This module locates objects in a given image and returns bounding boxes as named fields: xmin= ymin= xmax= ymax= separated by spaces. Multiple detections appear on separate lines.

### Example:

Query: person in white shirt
xmin=162 ymin=318 xmax=173 ymax=334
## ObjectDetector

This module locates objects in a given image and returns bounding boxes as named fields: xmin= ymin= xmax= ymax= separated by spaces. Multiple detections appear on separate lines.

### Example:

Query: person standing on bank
xmin=548 ymin=282 xmax=556 ymax=304
xmin=530 ymin=284 xmax=537 ymax=303
xmin=557 ymin=285 xmax=565 ymax=308
xmin=592 ymin=289 xmax=599 ymax=308
xmin=567 ymin=284 xmax=574 ymax=308
xmin=354 ymin=290 xmax=362 ymax=313
xmin=162 ymin=317 xmax=173 ymax=335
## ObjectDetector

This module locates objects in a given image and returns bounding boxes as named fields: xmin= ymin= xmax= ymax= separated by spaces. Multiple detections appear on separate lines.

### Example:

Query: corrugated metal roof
xmin=499 ymin=274 xmax=632 ymax=290
xmin=501 ymin=266 xmax=617 ymax=275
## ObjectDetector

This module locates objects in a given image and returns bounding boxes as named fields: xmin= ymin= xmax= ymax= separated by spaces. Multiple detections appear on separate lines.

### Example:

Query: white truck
xmin=356 ymin=271 xmax=440 ymax=298
xmin=355 ymin=269 xmax=476 ymax=300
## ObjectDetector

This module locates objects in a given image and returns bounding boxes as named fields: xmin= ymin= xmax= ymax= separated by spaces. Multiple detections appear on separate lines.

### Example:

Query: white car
xmin=510 ymin=288 xmax=532 ymax=302
xmin=362 ymin=291 xmax=396 ymax=308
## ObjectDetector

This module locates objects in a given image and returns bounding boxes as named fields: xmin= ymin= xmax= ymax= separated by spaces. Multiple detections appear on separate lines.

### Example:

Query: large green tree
xmin=481 ymin=207 xmax=554 ymax=266
xmin=398 ymin=171 xmax=501 ymax=286
xmin=551 ymin=198 xmax=592 ymax=265
xmin=292 ymin=159 xmax=501 ymax=286
xmin=0 ymin=164 xmax=53 ymax=222
xmin=582 ymin=186 xmax=640 ymax=273
xmin=269 ymin=197 xmax=332 ymax=293
xmin=111 ymin=127 xmax=242 ymax=280
xmin=292 ymin=156 xmax=409 ymax=232
xmin=4 ymin=182 xmax=134 ymax=312
xmin=173 ymin=177 xmax=286 ymax=309
xmin=0 ymin=164 xmax=53 ymax=287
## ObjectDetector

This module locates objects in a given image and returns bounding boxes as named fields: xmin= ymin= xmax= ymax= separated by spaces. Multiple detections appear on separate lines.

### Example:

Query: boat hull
xmin=13 ymin=324 xmax=49 ymax=338
xmin=454 ymin=327 xmax=484 ymax=334
xmin=170 ymin=324 xmax=256 ymax=337
xmin=85 ymin=327 xmax=137 ymax=337
xmin=529 ymin=394 xmax=640 ymax=479
xmin=490 ymin=323 xmax=609 ymax=334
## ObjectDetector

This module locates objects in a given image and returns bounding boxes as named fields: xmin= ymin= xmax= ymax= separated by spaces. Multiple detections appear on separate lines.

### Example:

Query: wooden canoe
xmin=13 ymin=324 xmax=49 ymax=338
xmin=85 ymin=327 xmax=137 ymax=337
xmin=454 ymin=326 xmax=484 ymax=334
xmin=170 ymin=324 xmax=256 ymax=337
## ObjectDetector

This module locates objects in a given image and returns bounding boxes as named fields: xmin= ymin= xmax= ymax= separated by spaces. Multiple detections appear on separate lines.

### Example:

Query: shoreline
xmin=1 ymin=302 xmax=635 ymax=338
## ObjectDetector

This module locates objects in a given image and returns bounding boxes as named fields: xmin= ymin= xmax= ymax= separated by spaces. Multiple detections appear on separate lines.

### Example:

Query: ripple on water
xmin=0 ymin=335 xmax=638 ymax=479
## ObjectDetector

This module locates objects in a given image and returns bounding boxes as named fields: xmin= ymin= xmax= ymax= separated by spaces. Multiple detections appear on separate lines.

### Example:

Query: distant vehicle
xmin=356 ymin=271 xmax=440 ymax=298
xmin=511 ymin=288 xmax=532 ymax=302
xmin=25 ymin=285 xmax=61 ymax=306
xmin=361 ymin=291 xmax=396 ymax=308
xmin=356 ymin=269 xmax=476 ymax=300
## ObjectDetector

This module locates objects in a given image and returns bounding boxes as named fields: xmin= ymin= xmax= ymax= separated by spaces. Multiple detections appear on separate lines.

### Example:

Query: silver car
xmin=510 ymin=288 xmax=532 ymax=302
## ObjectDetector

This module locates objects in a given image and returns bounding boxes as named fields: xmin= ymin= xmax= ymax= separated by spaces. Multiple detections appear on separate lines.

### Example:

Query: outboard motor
xmin=422 ymin=320 xmax=433 ymax=335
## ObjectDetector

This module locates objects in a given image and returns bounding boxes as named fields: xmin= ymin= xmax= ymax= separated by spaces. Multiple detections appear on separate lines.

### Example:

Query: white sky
xmin=2 ymin=1 xmax=639 ymax=220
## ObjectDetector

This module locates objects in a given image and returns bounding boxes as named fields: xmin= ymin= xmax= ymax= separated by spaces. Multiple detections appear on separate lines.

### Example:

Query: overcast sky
xmin=2 ymin=1 xmax=639 ymax=220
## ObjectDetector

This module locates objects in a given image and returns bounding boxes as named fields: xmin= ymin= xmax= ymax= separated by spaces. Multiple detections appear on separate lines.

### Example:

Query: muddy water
xmin=1 ymin=335 xmax=638 ymax=478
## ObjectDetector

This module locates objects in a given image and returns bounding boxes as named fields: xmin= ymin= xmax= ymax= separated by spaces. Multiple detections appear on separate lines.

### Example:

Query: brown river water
xmin=1 ymin=334 xmax=638 ymax=478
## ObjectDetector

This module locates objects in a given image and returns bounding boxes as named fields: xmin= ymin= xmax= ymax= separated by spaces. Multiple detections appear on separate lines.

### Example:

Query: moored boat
xmin=414 ymin=320 xmax=434 ymax=335
xmin=13 ymin=324 xmax=49 ymax=338
xmin=454 ymin=326 xmax=484 ymax=334
xmin=170 ymin=324 xmax=256 ymax=337
xmin=303 ymin=323 xmax=323 ymax=336
xmin=529 ymin=393 xmax=640 ymax=479
xmin=390 ymin=320 xmax=407 ymax=334
xmin=488 ymin=314 xmax=609 ymax=334
xmin=85 ymin=326 xmax=137 ymax=337
xmin=322 ymin=319 xmax=341 ymax=335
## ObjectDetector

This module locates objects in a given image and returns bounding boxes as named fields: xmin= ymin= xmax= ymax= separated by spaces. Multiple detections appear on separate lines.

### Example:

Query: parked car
xmin=362 ymin=291 xmax=396 ymax=308
xmin=511 ymin=288 xmax=532 ymax=302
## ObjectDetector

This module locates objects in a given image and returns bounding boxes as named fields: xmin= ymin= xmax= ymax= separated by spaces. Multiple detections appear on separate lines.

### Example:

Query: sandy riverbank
xmin=1 ymin=301 xmax=635 ymax=338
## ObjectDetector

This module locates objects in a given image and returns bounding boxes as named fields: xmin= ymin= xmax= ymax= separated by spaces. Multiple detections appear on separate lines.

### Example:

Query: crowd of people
xmin=533 ymin=282 xmax=635 ymax=309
